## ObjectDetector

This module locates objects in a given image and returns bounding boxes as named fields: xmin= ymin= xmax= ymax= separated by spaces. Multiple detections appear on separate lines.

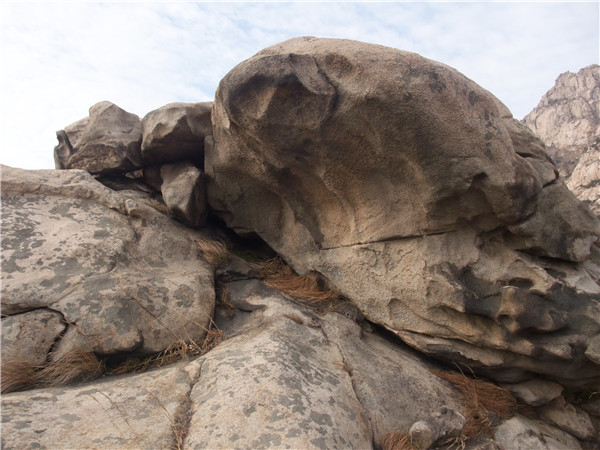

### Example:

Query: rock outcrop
xmin=141 ymin=102 xmax=212 ymax=166
xmin=523 ymin=65 xmax=599 ymax=177
xmin=523 ymin=65 xmax=600 ymax=214
xmin=54 ymin=101 xmax=143 ymax=174
xmin=3 ymin=37 xmax=600 ymax=449
xmin=207 ymin=37 xmax=600 ymax=387
xmin=1 ymin=165 xmax=215 ymax=360
xmin=567 ymin=144 xmax=600 ymax=215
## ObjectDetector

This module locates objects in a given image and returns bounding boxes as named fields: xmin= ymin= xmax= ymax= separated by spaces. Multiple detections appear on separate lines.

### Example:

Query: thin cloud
xmin=1 ymin=2 xmax=597 ymax=170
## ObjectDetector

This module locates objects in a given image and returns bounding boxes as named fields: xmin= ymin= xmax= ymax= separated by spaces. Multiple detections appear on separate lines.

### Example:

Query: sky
xmin=0 ymin=1 xmax=598 ymax=170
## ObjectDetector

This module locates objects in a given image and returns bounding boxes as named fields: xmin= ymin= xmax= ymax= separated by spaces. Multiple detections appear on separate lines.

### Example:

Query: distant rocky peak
xmin=523 ymin=64 xmax=599 ymax=178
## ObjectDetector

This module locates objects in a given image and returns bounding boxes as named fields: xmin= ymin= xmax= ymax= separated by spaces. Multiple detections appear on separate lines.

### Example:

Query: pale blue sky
xmin=1 ymin=1 xmax=598 ymax=170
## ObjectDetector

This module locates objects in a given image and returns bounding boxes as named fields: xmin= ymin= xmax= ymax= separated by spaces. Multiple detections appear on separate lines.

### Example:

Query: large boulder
xmin=54 ymin=101 xmax=142 ymax=175
xmin=3 ymin=274 xmax=596 ymax=448
xmin=1 ymin=279 xmax=465 ymax=449
xmin=53 ymin=117 xmax=88 ymax=169
xmin=1 ymin=165 xmax=215 ymax=360
xmin=206 ymin=37 xmax=600 ymax=386
xmin=160 ymin=161 xmax=207 ymax=228
xmin=141 ymin=102 xmax=213 ymax=166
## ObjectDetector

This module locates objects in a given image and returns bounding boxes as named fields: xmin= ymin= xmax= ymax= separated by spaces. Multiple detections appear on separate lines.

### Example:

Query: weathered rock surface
xmin=207 ymin=37 xmax=600 ymax=386
xmin=1 ymin=360 xmax=202 ymax=449
xmin=141 ymin=102 xmax=213 ymax=166
xmin=1 ymin=165 xmax=215 ymax=359
xmin=2 ymin=278 xmax=467 ymax=449
xmin=494 ymin=415 xmax=583 ymax=450
xmin=1 ymin=310 xmax=66 ymax=366
xmin=53 ymin=117 xmax=88 ymax=169
xmin=54 ymin=101 xmax=143 ymax=174
xmin=160 ymin=161 xmax=207 ymax=228
xmin=567 ymin=144 xmax=600 ymax=215
xmin=523 ymin=64 xmax=600 ymax=177
xmin=502 ymin=379 xmax=564 ymax=407
xmin=5 ymin=38 xmax=600 ymax=449
xmin=538 ymin=396 xmax=597 ymax=441
xmin=408 ymin=407 xmax=465 ymax=449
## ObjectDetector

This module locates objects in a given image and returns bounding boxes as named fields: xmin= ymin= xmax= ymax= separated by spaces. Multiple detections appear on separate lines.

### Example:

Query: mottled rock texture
xmin=523 ymin=64 xmax=599 ymax=177
xmin=54 ymin=101 xmax=142 ymax=174
xmin=207 ymin=37 xmax=600 ymax=386
xmin=524 ymin=65 xmax=600 ymax=215
xmin=1 ymin=360 xmax=202 ymax=449
xmin=1 ymin=165 xmax=215 ymax=359
xmin=4 ymin=38 xmax=600 ymax=450
xmin=141 ymin=102 xmax=213 ymax=166
xmin=2 ymin=279 xmax=466 ymax=449
xmin=567 ymin=145 xmax=600 ymax=215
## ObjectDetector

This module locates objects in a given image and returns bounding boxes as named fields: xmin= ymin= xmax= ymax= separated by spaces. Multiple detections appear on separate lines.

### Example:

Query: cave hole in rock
xmin=206 ymin=213 xmax=278 ymax=263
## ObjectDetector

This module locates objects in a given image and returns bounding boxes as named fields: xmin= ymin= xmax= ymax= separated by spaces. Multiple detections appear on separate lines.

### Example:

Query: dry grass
xmin=195 ymin=238 xmax=229 ymax=267
xmin=283 ymin=313 xmax=305 ymax=324
xmin=217 ymin=285 xmax=236 ymax=310
xmin=109 ymin=321 xmax=224 ymax=376
xmin=382 ymin=430 xmax=415 ymax=450
xmin=432 ymin=369 xmax=517 ymax=439
xmin=1 ymin=351 xmax=103 ymax=394
xmin=39 ymin=350 xmax=104 ymax=387
xmin=259 ymin=258 xmax=339 ymax=306
xmin=1 ymin=357 xmax=39 ymax=393
xmin=3 ymin=317 xmax=224 ymax=393
xmin=330 ymin=360 xmax=353 ymax=376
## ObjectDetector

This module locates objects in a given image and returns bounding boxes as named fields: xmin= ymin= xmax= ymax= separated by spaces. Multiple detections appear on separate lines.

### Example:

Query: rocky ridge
xmin=2 ymin=37 xmax=599 ymax=449
xmin=523 ymin=64 xmax=600 ymax=214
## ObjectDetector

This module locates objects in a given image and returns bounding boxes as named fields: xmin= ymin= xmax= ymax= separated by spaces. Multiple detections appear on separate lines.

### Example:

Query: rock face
xmin=1 ymin=165 xmax=215 ymax=359
xmin=207 ymin=37 xmax=600 ymax=386
xmin=3 ymin=37 xmax=600 ymax=449
xmin=523 ymin=65 xmax=599 ymax=177
xmin=567 ymin=144 xmax=600 ymax=215
xmin=523 ymin=65 xmax=600 ymax=214
xmin=2 ymin=279 xmax=464 ymax=449
xmin=141 ymin=102 xmax=213 ymax=166
xmin=54 ymin=101 xmax=143 ymax=174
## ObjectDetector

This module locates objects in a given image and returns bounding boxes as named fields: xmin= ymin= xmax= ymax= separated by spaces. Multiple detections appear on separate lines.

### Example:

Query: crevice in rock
xmin=319 ymin=324 xmax=375 ymax=448
xmin=172 ymin=359 xmax=204 ymax=450
xmin=320 ymin=229 xmax=449 ymax=251
xmin=43 ymin=306 xmax=71 ymax=362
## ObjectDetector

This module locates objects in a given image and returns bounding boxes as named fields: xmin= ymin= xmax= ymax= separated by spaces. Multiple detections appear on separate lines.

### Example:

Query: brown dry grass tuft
xmin=382 ymin=430 xmax=415 ymax=450
xmin=259 ymin=258 xmax=339 ymax=306
xmin=1 ymin=358 xmax=40 ymax=393
xmin=109 ymin=320 xmax=224 ymax=376
xmin=432 ymin=369 xmax=517 ymax=439
xmin=1 ymin=351 xmax=104 ymax=393
xmin=39 ymin=350 xmax=104 ymax=387
xmin=216 ymin=285 xmax=236 ymax=310
xmin=283 ymin=313 xmax=305 ymax=324
xmin=331 ymin=360 xmax=353 ymax=376
xmin=195 ymin=239 xmax=229 ymax=267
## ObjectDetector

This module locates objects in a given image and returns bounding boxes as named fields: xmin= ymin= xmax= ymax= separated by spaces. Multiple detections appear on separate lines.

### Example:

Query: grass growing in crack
xmin=283 ymin=313 xmax=305 ymax=324
xmin=2 ymin=319 xmax=224 ymax=393
xmin=259 ymin=257 xmax=339 ymax=306
xmin=382 ymin=430 xmax=415 ymax=450
xmin=109 ymin=320 xmax=223 ymax=376
xmin=330 ymin=360 xmax=353 ymax=376
xmin=39 ymin=350 xmax=104 ymax=387
xmin=1 ymin=350 xmax=103 ymax=394
xmin=146 ymin=388 xmax=191 ymax=450
xmin=1 ymin=357 xmax=39 ymax=393
xmin=194 ymin=238 xmax=229 ymax=267
xmin=431 ymin=368 xmax=517 ymax=440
